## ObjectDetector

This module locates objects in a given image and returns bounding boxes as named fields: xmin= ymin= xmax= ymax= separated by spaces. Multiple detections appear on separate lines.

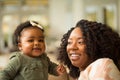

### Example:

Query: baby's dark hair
xmin=13 ymin=21 xmax=44 ymax=46
xmin=57 ymin=19 xmax=120 ymax=78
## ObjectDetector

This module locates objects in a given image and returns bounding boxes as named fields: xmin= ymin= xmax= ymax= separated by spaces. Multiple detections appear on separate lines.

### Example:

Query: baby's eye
xmin=38 ymin=39 xmax=44 ymax=42
xmin=28 ymin=40 xmax=34 ymax=42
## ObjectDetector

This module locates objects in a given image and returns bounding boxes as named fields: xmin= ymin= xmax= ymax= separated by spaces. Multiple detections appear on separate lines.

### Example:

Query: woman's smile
xmin=69 ymin=53 xmax=81 ymax=60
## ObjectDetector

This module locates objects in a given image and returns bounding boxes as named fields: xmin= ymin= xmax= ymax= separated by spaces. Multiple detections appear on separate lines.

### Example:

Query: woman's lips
xmin=70 ymin=54 xmax=80 ymax=60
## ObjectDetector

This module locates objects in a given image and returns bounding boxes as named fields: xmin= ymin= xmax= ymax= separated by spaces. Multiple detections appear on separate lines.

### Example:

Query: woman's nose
xmin=70 ymin=43 xmax=78 ymax=50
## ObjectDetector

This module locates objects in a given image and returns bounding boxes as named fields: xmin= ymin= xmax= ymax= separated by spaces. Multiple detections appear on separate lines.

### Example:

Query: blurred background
xmin=0 ymin=0 xmax=120 ymax=79
xmin=0 ymin=0 xmax=120 ymax=54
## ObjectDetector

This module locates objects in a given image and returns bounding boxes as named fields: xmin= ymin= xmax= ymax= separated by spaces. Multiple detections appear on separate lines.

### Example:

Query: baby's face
xmin=18 ymin=27 xmax=45 ymax=57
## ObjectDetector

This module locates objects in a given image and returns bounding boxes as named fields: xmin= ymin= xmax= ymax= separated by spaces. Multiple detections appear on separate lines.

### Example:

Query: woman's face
xmin=67 ymin=27 xmax=89 ymax=70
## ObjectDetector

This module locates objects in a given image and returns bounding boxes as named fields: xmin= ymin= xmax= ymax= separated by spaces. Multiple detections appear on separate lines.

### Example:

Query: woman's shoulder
xmin=87 ymin=58 xmax=115 ymax=72
xmin=84 ymin=58 xmax=120 ymax=80
xmin=90 ymin=58 xmax=119 ymax=72
xmin=91 ymin=58 xmax=113 ymax=66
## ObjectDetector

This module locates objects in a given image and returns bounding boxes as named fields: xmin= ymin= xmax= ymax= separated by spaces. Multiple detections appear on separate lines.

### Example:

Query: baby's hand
xmin=56 ymin=64 xmax=66 ymax=75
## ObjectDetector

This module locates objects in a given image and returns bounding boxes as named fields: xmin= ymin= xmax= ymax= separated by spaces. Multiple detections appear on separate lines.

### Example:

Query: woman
xmin=58 ymin=19 xmax=120 ymax=80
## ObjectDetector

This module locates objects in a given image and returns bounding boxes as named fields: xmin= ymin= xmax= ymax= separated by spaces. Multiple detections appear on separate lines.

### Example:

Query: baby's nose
xmin=34 ymin=41 xmax=40 ymax=46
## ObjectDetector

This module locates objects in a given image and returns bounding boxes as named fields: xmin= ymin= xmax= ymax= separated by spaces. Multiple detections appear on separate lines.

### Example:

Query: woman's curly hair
xmin=57 ymin=19 xmax=120 ymax=78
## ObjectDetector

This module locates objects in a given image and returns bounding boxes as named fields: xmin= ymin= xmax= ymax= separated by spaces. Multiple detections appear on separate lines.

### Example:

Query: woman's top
xmin=78 ymin=58 xmax=120 ymax=80
xmin=0 ymin=51 xmax=58 ymax=80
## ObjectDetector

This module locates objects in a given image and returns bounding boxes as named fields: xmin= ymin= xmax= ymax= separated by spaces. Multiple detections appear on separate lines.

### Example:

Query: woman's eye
xmin=68 ymin=41 xmax=72 ymax=45
xmin=78 ymin=41 xmax=84 ymax=44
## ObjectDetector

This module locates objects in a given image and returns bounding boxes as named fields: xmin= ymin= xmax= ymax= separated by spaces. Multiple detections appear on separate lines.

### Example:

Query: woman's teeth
xmin=71 ymin=54 xmax=79 ymax=57
xmin=70 ymin=54 xmax=80 ymax=60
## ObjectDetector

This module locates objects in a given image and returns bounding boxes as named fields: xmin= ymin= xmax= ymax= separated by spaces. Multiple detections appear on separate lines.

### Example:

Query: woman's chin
xmin=71 ymin=61 xmax=80 ymax=67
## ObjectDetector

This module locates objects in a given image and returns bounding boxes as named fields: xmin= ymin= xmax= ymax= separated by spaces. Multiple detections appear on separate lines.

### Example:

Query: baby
xmin=0 ymin=21 xmax=66 ymax=80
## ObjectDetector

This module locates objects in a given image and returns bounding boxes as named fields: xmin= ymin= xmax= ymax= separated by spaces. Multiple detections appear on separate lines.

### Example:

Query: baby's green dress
xmin=0 ymin=51 xmax=58 ymax=80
